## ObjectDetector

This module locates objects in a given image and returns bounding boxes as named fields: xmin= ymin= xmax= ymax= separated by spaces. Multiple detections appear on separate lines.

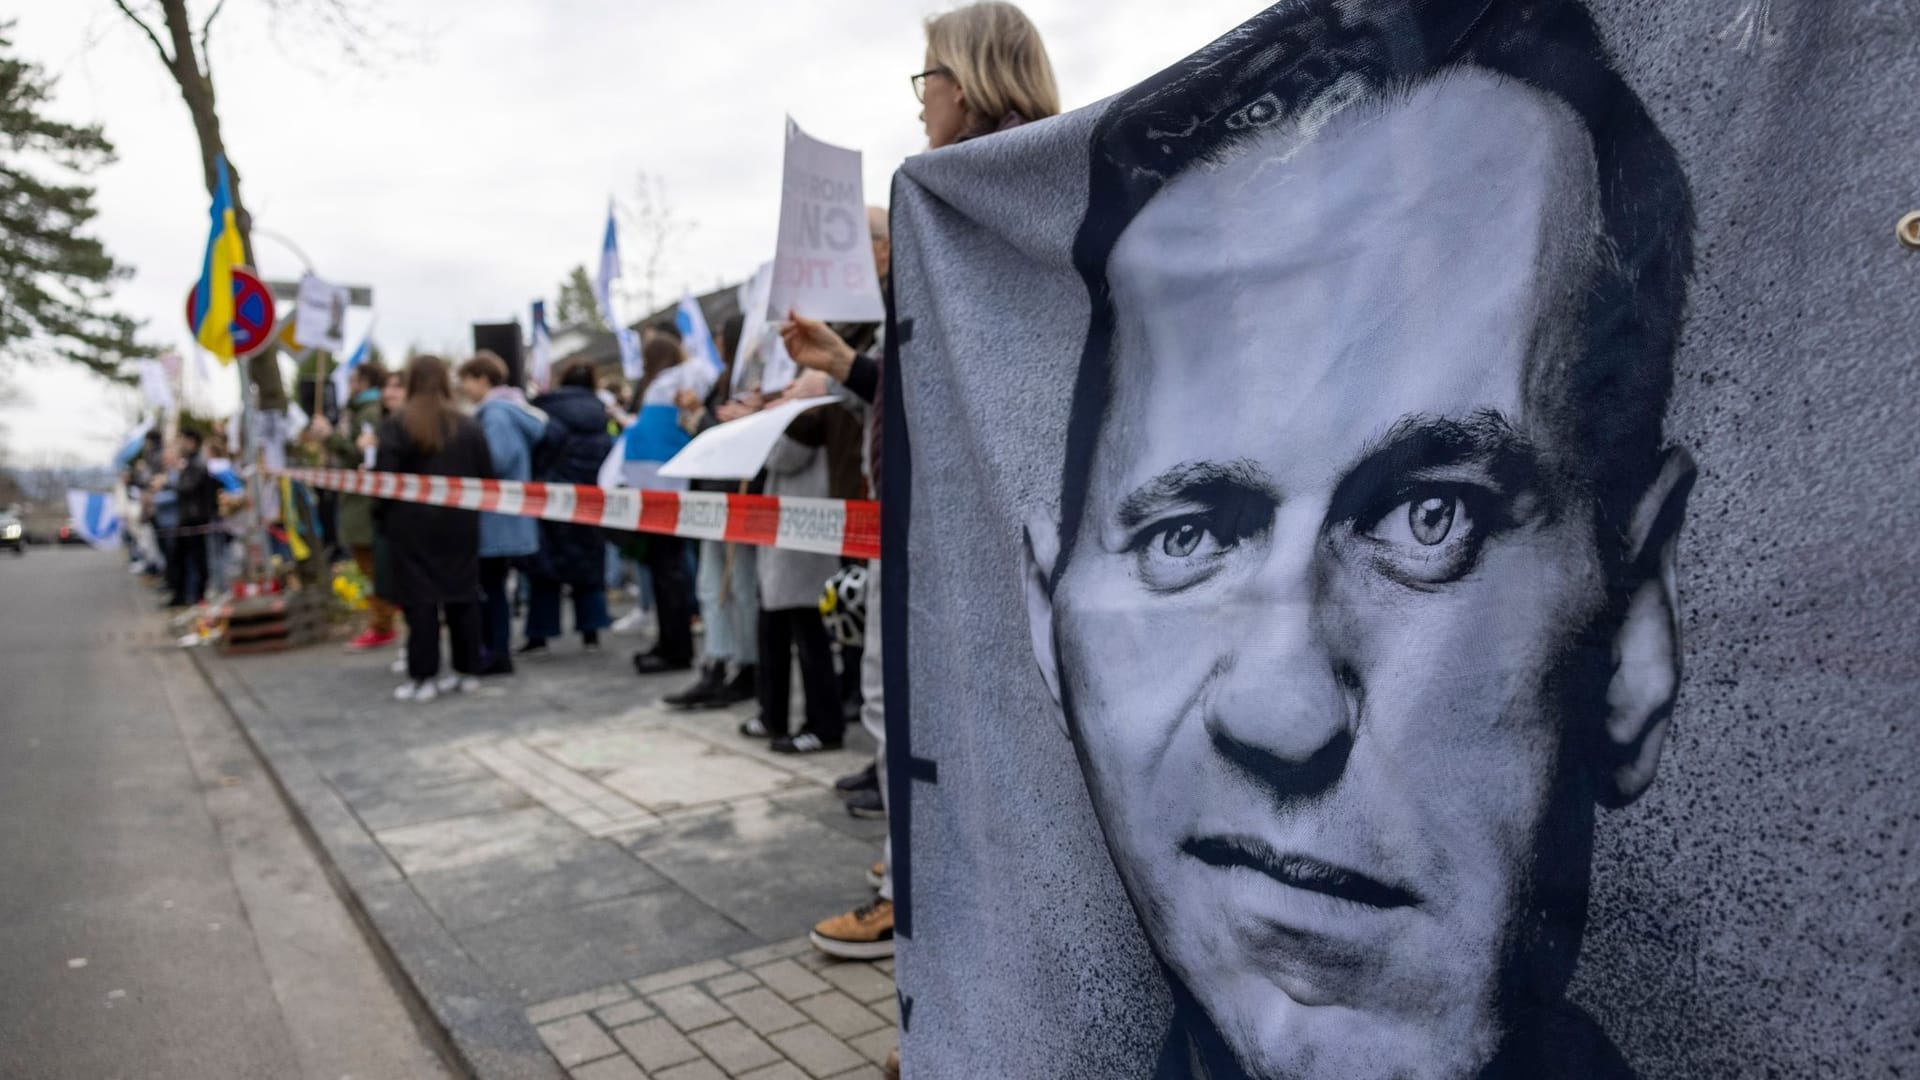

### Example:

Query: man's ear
xmin=1021 ymin=512 xmax=1066 ymax=723
xmin=1599 ymin=446 xmax=1697 ymax=808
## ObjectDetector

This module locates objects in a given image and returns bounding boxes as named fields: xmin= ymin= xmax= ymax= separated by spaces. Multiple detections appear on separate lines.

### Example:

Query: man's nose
xmin=1203 ymin=532 xmax=1356 ymax=792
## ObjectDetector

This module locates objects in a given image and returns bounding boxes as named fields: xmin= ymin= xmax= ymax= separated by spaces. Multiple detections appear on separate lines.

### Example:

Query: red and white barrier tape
xmin=272 ymin=468 xmax=880 ymax=560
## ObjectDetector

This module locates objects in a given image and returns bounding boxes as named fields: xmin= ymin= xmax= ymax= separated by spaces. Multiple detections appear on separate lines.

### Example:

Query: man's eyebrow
xmin=1330 ymin=411 xmax=1543 ymax=518
xmin=1115 ymin=458 xmax=1278 ymax=529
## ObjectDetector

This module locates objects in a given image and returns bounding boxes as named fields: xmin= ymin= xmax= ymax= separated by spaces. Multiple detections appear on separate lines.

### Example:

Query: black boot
xmin=714 ymin=663 xmax=757 ymax=705
xmin=664 ymin=662 xmax=724 ymax=708
xmin=633 ymin=648 xmax=692 ymax=675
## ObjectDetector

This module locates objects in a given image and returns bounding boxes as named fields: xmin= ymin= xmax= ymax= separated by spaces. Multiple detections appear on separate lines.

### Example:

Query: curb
xmin=190 ymin=647 xmax=567 ymax=1080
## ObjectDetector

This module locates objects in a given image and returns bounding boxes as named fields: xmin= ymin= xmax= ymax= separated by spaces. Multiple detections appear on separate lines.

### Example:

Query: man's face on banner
xmin=1026 ymin=73 xmax=1690 ymax=1079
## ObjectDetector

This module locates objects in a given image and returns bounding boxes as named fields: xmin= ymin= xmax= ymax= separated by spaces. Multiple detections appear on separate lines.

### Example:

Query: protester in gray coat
xmin=745 ymin=424 xmax=846 ymax=753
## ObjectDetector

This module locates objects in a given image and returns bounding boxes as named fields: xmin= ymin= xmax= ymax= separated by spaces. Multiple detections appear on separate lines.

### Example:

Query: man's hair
xmin=459 ymin=351 xmax=509 ymax=388
xmin=556 ymin=360 xmax=598 ymax=390
xmin=1057 ymin=0 xmax=1694 ymax=565
xmin=178 ymin=429 xmax=203 ymax=451
xmin=354 ymin=360 xmax=388 ymax=392
xmin=649 ymin=319 xmax=683 ymax=343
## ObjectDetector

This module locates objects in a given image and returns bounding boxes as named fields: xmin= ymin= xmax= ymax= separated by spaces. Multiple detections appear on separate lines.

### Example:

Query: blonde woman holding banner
xmin=784 ymin=6 xmax=1060 ymax=1074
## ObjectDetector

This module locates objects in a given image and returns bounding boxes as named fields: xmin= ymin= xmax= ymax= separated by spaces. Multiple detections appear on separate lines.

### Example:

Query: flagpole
xmin=313 ymin=347 xmax=328 ymax=423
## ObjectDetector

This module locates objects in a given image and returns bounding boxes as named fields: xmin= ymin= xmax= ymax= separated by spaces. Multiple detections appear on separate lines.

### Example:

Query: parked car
xmin=56 ymin=520 xmax=90 ymax=546
xmin=0 ymin=510 xmax=24 ymax=555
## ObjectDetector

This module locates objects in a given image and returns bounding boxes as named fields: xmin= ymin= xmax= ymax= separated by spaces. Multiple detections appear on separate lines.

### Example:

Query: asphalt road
xmin=0 ymin=545 xmax=454 ymax=1080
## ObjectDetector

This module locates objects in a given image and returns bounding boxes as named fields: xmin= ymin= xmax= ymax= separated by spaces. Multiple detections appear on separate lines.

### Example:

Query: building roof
xmin=553 ymin=284 xmax=744 ymax=374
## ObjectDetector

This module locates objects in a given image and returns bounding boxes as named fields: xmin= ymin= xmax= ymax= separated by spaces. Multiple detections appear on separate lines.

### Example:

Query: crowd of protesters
xmin=121 ymin=425 xmax=241 ymax=608
xmin=116 ymin=5 xmax=1059 ymax=1077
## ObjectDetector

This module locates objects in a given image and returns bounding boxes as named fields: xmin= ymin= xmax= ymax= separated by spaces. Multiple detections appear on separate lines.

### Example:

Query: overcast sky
xmin=1 ymin=0 xmax=1263 ymax=465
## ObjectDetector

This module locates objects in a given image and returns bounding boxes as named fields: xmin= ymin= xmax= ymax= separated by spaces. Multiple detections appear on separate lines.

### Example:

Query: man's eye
xmin=1365 ymin=493 xmax=1474 ymax=549
xmin=1131 ymin=514 xmax=1244 ymax=592
xmin=1162 ymin=521 xmax=1206 ymax=558
xmin=1358 ymin=488 xmax=1488 ymax=583
xmin=1408 ymin=496 xmax=1459 ymax=546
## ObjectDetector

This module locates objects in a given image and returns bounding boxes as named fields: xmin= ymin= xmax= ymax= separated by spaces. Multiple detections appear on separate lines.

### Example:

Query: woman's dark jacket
xmin=373 ymin=411 xmax=493 ymax=608
xmin=526 ymin=386 xmax=615 ymax=587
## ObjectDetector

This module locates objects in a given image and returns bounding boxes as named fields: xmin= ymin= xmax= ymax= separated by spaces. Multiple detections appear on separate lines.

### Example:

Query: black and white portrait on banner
xmin=1019 ymin=0 xmax=1692 ymax=1075
xmin=882 ymin=1 xmax=1919 ymax=1078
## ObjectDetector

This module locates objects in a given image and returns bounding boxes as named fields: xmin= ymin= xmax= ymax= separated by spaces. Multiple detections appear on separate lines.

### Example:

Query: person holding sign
xmin=793 ymin=8 xmax=1063 ymax=1065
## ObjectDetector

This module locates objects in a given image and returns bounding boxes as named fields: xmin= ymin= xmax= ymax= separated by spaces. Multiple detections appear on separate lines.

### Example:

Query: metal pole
xmin=235 ymin=349 xmax=269 ymax=587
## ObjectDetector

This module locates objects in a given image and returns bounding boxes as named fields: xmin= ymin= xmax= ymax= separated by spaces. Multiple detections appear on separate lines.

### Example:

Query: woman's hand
xmin=715 ymin=390 xmax=764 ymax=423
xmin=777 ymin=370 xmax=833 ymax=402
xmin=779 ymin=310 xmax=857 ymax=382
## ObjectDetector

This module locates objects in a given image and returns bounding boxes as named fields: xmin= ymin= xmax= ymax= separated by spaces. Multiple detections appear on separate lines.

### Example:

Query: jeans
xmin=525 ymin=578 xmax=609 ymax=642
xmin=168 ymin=532 xmax=208 ymax=604
xmin=695 ymin=540 xmax=759 ymax=665
xmin=479 ymin=558 xmax=515 ymax=663
xmin=757 ymin=606 xmax=843 ymax=742
xmin=404 ymin=602 xmax=481 ymax=682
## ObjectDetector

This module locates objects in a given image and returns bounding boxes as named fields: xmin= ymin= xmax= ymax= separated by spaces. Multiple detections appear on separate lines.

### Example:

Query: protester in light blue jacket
xmin=458 ymin=352 xmax=547 ymax=675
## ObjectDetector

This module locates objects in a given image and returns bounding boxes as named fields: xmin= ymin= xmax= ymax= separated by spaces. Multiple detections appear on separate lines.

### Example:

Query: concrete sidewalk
xmin=196 ymin=631 xmax=892 ymax=1080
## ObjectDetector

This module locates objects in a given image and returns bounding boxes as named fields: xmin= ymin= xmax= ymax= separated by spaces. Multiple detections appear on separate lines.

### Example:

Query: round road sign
xmin=185 ymin=267 xmax=278 ymax=358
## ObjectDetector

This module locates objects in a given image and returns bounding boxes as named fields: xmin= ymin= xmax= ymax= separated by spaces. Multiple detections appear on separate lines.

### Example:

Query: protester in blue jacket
xmin=458 ymin=352 xmax=547 ymax=675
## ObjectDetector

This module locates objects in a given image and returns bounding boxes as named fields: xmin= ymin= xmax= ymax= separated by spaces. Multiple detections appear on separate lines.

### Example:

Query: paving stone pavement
xmin=530 ymin=941 xmax=894 ymax=1080
xmin=197 ymin=626 xmax=891 ymax=1080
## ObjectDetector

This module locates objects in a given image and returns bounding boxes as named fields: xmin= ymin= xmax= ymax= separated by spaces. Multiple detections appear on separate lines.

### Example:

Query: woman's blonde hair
xmin=924 ymin=2 xmax=1060 ymax=130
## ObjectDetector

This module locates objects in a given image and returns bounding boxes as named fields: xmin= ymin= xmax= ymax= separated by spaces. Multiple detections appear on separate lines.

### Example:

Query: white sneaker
xmin=611 ymin=609 xmax=647 ymax=634
xmin=394 ymin=680 xmax=437 ymax=703
xmin=435 ymin=674 xmax=480 ymax=695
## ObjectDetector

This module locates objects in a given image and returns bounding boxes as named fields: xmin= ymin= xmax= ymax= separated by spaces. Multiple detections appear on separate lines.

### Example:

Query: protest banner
xmin=766 ymin=119 xmax=884 ymax=323
xmin=730 ymin=262 xmax=798 ymax=395
xmin=293 ymin=272 xmax=350 ymax=353
xmin=886 ymin=2 xmax=1918 ymax=1078
xmin=656 ymin=395 xmax=837 ymax=481
xmin=137 ymin=358 xmax=176 ymax=413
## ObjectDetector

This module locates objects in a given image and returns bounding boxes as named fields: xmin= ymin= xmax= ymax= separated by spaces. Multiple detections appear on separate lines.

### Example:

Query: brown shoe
xmin=810 ymin=897 xmax=894 ymax=960
xmin=885 ymin=1045 xmax=900 ymax=1080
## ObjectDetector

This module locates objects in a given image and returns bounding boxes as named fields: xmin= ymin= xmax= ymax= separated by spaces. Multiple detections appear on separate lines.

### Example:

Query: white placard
xmin=731 ymin=264 xmax=792 ymax=396
xmin=766 ymin=119 xmax=884 ymax=323
xmin=294 ymin=272 xmax=350 ymax=353
xmin=137 ymin=358 xmax=176 ymax=412
xmin=656 ymin=396 xmax=838 ymax=480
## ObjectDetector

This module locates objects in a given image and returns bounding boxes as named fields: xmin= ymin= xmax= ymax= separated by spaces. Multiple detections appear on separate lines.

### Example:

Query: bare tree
xmin=103 ymin=0 xmax=400 ymax=407
xmin=618 ymin=173 xmax=696 ymax=318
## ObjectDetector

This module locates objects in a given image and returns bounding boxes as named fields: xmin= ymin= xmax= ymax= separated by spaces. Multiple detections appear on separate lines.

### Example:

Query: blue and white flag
xmin=594 ymin=202 xmax=643 ymax=380
xmin=594 ymin=202 xmax=621 ymax=324
xmin=112 ymin=416 xmax=154 ymax=469
xmin=330 ymin=323 xmax=375 ymax=409
xmin=676 ymin=292 xmax=725 ymax=379
xmin=529 ymin=300 xmax=553 ymax=389
xmin=65 ymin=490 xmax=122 ymax=548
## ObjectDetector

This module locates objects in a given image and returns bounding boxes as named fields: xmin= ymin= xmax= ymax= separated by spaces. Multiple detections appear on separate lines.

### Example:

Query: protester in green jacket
xmin=325 ymin=362 xmax=396 ymax=650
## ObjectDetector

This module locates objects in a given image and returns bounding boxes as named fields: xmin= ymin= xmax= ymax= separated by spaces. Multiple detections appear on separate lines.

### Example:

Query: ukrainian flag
xmin=191 ymin=155 xmax=246 ymax=364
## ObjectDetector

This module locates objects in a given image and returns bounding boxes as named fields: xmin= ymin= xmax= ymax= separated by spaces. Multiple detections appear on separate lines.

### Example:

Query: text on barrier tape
xmin=271 ymin=467 xmax=880 ymax=560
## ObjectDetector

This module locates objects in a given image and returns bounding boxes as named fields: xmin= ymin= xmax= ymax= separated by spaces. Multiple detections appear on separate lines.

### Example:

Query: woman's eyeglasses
xmin=911 ymin=67 xmax=953 ymax=103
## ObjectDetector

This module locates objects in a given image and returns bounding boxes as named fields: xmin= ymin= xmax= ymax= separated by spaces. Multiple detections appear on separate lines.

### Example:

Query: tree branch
xmin=106 ymin=0 xmax=176 ymax=71
xmin=197 ymin=0 xmax=228 ymax=72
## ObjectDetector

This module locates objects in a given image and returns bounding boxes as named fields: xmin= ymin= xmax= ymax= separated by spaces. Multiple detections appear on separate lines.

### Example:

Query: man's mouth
xmin=1182 ymin=835 xmax=1420 ymax=910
